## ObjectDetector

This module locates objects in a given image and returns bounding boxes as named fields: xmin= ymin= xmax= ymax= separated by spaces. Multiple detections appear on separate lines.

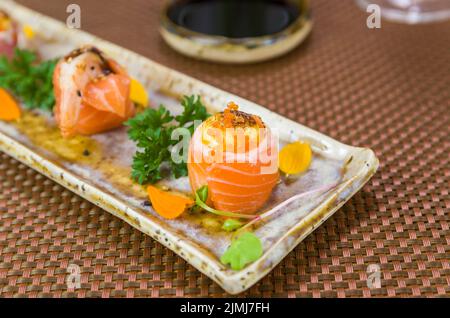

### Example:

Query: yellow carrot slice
xmin=0 ymin=88 xmax=21 ymax=121
xmin=279 ymin=141 xmax=312 ymax=175
xmin=129 ymin=78 xmax=149 ymax=107
xmin=147 ymin=185 xmax=194 ymax=219
xmin=22 ymin=24 xmax=35 ymax=39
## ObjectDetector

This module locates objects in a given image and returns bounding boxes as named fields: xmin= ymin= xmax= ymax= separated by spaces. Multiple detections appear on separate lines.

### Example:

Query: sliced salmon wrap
xmin=188 ymin=102 xmax=279 ymax=214
xmin=0 ymin=10 xmax=17 ymax=58
xmin=53 ymin=46 xmax=135 ymax=138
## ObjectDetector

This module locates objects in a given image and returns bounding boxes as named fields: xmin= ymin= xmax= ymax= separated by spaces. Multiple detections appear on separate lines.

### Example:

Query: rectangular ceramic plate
xmin=0 ymin=1 xmax=379 ymax=294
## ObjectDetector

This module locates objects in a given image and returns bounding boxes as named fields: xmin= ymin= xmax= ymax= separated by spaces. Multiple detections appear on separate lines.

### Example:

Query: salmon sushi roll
xmin=53 ymin=46 xmax=135 ymax=138
xmin=188 ymin=102 xmax=279 ymax=214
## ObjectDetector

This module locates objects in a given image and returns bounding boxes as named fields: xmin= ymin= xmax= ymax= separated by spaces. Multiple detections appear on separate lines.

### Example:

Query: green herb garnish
xmin=220 ymin=232 xmax=263 ymax=270
xmin=195 ymin=186 xmax=258 ymax=220
xmin=222 ymin=219 xmax=243 ymax=232
xmin=175 ymin=95 xmax=210 ymax=135
xmin=196 ymin=184 xmax=209 ymax=203
xmin=126 ymin=95 xmax=210 ymax=184
xmin=194 ymin=186 xmax=262 ymax=269
xmin=0 ymin=48 xmax=57 ymax=112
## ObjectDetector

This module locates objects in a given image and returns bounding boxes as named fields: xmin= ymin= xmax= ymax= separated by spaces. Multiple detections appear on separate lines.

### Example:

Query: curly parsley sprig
xmin=126 ymin=95 xmax=210 ymax=185
xmin=0 ymin=48 xmax=57 ymax=112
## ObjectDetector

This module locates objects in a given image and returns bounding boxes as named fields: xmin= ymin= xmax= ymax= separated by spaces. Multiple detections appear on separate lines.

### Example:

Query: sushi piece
xmin=188 ymin=102 xmax=279 ymax=214
xmin=0 ymin=10 xmax=17 ymax=58
xmin=53 ymin=46 xmax=135 ymax=138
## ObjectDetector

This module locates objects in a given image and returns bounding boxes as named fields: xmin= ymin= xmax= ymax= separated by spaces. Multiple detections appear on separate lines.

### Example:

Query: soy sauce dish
xmin=160 ymin=0 xmax=312 ymax=63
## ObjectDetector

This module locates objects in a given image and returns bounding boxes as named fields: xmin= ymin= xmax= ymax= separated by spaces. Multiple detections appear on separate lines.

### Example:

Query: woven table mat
xmin=1 ymin=0 xmax=449 ymax=297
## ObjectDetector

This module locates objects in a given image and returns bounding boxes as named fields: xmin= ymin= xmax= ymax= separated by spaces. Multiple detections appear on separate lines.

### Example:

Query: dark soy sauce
xmin=167 ymin=0 xmax=301 ymax=38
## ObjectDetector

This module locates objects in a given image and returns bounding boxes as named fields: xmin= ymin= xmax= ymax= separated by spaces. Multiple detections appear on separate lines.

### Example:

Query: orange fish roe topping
xmin=227 ymin=101 xmax=239 ymax=110
xmin=252 ymin=114 xmax=264 ymax=128
xmin=220 ymin=102 xmax=265 ymax=129
xmin=223 ymin=102 xmax=238 ymax=127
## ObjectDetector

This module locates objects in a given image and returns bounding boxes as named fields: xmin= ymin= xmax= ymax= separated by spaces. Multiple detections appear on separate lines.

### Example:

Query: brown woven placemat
xmin=1 ymin=0 xmax=449 ymax=297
